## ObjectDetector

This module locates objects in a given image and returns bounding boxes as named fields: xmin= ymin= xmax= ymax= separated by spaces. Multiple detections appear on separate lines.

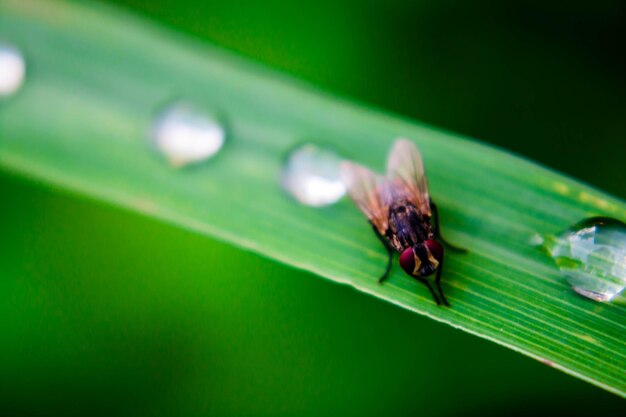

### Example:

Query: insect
xmin=340 ymin=139 xmax=465 ymax=306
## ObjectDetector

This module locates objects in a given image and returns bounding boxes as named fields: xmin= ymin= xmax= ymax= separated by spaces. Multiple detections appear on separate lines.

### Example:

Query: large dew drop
xmin=281 ymin=143 xmax=346 ymax=207
xmin=541 ymin=217 xmax=626 ymax=302
xmin=0 ymin=43 xmax=25 ymax=97
xmin=150 ymin=102 xmax=225 ymax=167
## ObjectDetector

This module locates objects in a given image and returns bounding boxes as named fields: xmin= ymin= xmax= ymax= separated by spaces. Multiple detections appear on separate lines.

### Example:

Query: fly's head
xmin=399 ymin=240 xmax=443 ymax=278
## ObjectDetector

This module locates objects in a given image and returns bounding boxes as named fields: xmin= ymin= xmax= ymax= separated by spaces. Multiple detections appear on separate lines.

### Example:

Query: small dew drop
xmin=281 ymin=143 xmax=346 ymax=207
xmin=0 ymin=43 xmax=25 ymax=97
xmin=151 ymin=102 xmax=225 ymax=167
xmin=540 ymin=217 xmax=626 ymax=302
xmin=529 ymin=233 xmax=545 ymax=246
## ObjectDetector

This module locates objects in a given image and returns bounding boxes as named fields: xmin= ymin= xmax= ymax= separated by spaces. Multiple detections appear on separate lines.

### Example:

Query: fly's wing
xmin=385 ymin=139 xmax=431 ymax=216
xmin=340 ymin=161 xmax=389 ymax=235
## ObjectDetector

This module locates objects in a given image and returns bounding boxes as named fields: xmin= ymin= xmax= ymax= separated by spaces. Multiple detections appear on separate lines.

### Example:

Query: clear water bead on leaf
xmin=151 ymin=102 xmax=225 ymax=167
xmin=281 ymin=143 xmax=346 ymax=207
xmin=0 ymin=43 xmax=25 ymax=97
xmin=542 ymin=217 xmax=626 ymax=302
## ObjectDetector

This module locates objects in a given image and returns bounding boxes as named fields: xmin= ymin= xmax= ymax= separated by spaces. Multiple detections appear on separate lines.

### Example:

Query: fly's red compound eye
xmin=399 ymin=247 xmax=416 ymax=275
xmin=424 ymin=240 xmax=444 ymax=264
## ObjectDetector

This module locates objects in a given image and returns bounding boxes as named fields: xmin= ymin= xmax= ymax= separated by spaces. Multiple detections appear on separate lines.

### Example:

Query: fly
xmin=340 ymin=139 xmax=466 ymax=306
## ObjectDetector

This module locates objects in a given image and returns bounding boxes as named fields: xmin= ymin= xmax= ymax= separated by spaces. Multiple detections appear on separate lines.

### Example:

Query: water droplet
xmin=0 ymin=43 xmax=25 ymax=97
xmin=541 ymin=217 xmax=626 ymax=302
xmin=151 ymin=102 xmax=225 ymax=167
xmin=281 ymin=143 xmax=346 ymax=207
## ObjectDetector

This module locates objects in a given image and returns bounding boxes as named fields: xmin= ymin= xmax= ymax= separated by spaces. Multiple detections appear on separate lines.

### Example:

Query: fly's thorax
xmin=387 ymin=201 xmax=432 ymax=252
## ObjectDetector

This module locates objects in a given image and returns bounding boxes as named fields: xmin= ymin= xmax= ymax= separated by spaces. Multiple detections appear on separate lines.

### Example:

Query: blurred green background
xmin=1 ymin=0 xmax=625 ymax=415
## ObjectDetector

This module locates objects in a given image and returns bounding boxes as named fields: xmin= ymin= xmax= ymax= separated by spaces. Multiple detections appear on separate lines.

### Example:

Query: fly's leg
xmin=430 ymin=199 xmax=467 ymax=253
xmin=416 ymin=277 xmax=441 ymax=306
xmin=370 ymin=222 xmax=394 ymax=284
xmin=435 ymin=258 xmax=450 ymax=307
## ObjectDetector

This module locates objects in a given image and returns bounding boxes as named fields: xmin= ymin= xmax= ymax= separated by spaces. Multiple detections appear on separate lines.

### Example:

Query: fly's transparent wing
xmin=340 ymin=161 xmax=389 ymax=234
xmin=385 ymin=138 xmax=431 ymax=216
